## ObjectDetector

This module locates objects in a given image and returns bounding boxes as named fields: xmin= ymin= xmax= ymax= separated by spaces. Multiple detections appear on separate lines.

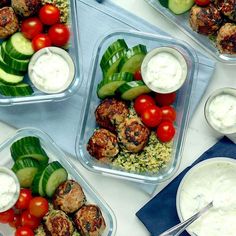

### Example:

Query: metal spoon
xmin=159 ymin=201 xmax=213 ymax=236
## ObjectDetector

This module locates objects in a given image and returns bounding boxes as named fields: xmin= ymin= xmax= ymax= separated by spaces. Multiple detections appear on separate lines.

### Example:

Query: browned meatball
xmin=0 ymin=7 xmax=19 ymax=39
xmin=189 ymin=4 xmax=222 ymax=35
xmin=95 ymin=98 xmax=129 ymax=132
xmin=74 ymin=205 xmax=106 ymax=236
xmin=117 ymin=117 xmax=150 ymax=153
xmin=44 ymin=210 xmax=74 ymax=236
xmin=216 ymin=23 xmax=236 ymax=53
xmin=216 ymin=0 xmax=236 ymax=21
xmin=0 ymin=0 xmax=11 ymax=8
xmin=11 ymin=0 xmax=41 ymax=17
xmin=87 ymin=128 xmax=119 ymax=161
xmin=53 ymin=180 xmax=86 ymax=214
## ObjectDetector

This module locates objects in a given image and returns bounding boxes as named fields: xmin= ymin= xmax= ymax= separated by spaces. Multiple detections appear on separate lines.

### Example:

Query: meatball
xmin=117 ymin=117 xmax=150 ymax=153
xmin=11 ymin=0 xmax=41 ymax=17
xmin=216 ymin=23 xmax=236 ymax=53
xmin=87 ymin=128 xmax=119 ymax=161
xmin=0 ymin=0 xmax=11 ymax=8
xmin=44 ymin=210 xmax=74 ymax=236
xmin=95 ymin=98 xmax=129 ymax=132
xmin=0 ymin=7 xmax=19 ymax=39
xmin=74 ymin=205 xmax=106 ymax=236
xmin=189 ymin=4 xmax=222 ymax=35
xmin=53 ymin=180 xmax=86 ymax=214
xmin=216 ymin=0 xmax=236 ymax=21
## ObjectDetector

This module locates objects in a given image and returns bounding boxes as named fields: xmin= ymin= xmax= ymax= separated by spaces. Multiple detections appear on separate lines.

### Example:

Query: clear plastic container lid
xmin=75 ymin=29 xmax=198 ymax=184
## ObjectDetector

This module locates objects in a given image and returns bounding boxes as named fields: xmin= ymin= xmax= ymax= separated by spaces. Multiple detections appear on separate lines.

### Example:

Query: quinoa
xmin=41 ymin=0 xmax=69 ymax=23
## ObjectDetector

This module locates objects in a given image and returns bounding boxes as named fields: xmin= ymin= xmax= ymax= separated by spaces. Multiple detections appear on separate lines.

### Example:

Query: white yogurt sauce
xmin=179 ymin=160 xmax=236 ymax=236
xmin=31 ymin=50 xmax=70 ymax=93
xmin=208 ymin=94 xmax=236 ymax=132
xmin=0 ymin=172 xmax=18 ymax=210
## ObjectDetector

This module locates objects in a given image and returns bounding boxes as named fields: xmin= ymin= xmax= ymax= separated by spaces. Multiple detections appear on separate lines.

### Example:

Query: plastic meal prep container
xmin=0 ymin=0 xmax=82 ymax=106
xmin=0 ymin=128 xmax=116 ymax=236
xmin=75 ymin=30 xmax=198 ymax=184
xmin=145 ymin=0 xmax=236 ymax=64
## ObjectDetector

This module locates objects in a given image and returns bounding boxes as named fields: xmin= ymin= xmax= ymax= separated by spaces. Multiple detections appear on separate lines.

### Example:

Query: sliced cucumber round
xmin=116 ymin=80 xmax=151 ymax=100
xmin=1 ymin=42 xmax=29 ymax=72
xmin=118 ymin=44 xmax=147 ymax=74
xmin=6 ymin=32 xmax=34 ymax=60
xmin=168 ymin=0 xmax=194 ymax=14
xmin=97 ymin=72 xmax=134 ymax=99
xmin=41 ymin=161 xmax=68 ymax=198
xmin=12 ymin=158 xmax=39 ymax=188
xmin=0 ymin=67 xmax=24 ymax=84
xmin=100 ymin=39 xmax=128 ymax=68
xmin=31 ymin=169 xmax=45 ymax=196
xmin=0 ymin=82 xmax=33 ymax=97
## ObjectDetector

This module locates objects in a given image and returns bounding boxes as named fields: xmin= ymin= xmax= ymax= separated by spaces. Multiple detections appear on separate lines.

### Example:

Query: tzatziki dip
xmin=141 ymin=47 xmax=188 ymax=93
xmin=177 ymin=158 xmax=236 ymax=236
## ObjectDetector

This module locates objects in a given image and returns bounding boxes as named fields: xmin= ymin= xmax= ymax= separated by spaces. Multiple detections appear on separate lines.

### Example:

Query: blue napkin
xmin=136 ymin=136 xmax=236 ymax=236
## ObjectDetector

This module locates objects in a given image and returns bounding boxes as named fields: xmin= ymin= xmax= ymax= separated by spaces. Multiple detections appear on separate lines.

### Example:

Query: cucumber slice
xmin=97 ymin=72 xmax=133 ymax=99
xmin=10 ymin=136 xmax=49 ymax=166
xmin=12 ymin=158 xmax=39 ymax=188
xmin=101 ymin=49 xmax=127 ymax=78
xmin=168 ymin=0 xmax=194 ymax=14
xmin=31 ymin=169 xmax=45 ymax=196
xmin=116 ymin=80 xmax=151 ymax=100
xmin=159 ymin=0 xmax=168 ymax=8
xmin=0 ymin=67 xmax=24 ymax=84
xmin=118 ymin=44 xmax=147 ymax=74
xmin=100 ymin=39 xmax=128 ymax=68
xmin=1 ymin=42 xmax=29 ymax=72
xmin=6 ymin=32 xmax=34 ymax=60
xmin=41 ymin=161 xmax=68 ymax=197
xmin=0 ymin=82 xmax=33 ymax=97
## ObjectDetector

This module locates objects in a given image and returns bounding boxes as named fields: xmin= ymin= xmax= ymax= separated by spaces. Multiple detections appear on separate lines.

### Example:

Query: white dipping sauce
xmin=208 ymin=94 xmax=236 ymax=132
xmin=31 ymin=50 xmax=70 ymax=93
xmin=179 ymin=160 xmax=236 ymax=236
xmin=0 ymin=172 xmax=18 ymax=210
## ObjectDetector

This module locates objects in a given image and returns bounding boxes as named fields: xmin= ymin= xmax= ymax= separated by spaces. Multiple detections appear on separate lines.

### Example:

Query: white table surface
xmin=0 ymin=1 xmax=235 ymax=236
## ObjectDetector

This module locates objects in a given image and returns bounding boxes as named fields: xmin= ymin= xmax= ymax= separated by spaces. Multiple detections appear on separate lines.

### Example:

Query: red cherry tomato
xmin=141 ymin=105 xmax=162 ymax=128
xmin=39 ymin=4 xmax=60 ymax=25
xmin=32 ymin=34 xmax=52 ymax=51
xmin=134 ymin=94 xmax=156 ymax=115
xmin=134 ymin=70 xmax=143 ymax=81
xmin=161 ymin=106 xmax=176 ymax=122
xmin=0 ymin=208 xmax=14 ymax=224
xmin=48 ymin=23 xmax=70 ymax=47
xmin=15 ymin=226 xmax=34 ymax=236
xmin=21 ymin=17 xmax=43 ymax=40
xmin=29 ymin=197 xmax=49 ymax=218
xmin=15 ymin=189 xmax=32 ymax=210
xmin=156 ymin=121 xmax=175 ymax=142
xmin=9 ymin=214 xmax=21 ymax=228
xmin=21 ymin=210 xmax=40 ymax=229
xmin=194 ymin=0 xmax=210 ymax=6
xmin=155 ymin=92 xmax=176 ymax=106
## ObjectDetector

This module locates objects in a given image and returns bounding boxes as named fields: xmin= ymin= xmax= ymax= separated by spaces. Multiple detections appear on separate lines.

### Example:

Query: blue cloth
xmin=136 ymin=137 xmax=236 ymax=236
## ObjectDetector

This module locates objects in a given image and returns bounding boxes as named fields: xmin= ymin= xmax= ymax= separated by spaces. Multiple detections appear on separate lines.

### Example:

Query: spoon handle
xmin=159 ymin=201 xmax=213 ymax=236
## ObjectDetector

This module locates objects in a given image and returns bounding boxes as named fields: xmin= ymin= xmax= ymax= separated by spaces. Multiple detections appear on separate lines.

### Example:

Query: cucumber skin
xmin=31 ymin=169 xmax=45 ymax=196
xmin=159 ymin=0 xmax=168 ymax=8
xmin=0 ymin=82 xmax=33 ymax=97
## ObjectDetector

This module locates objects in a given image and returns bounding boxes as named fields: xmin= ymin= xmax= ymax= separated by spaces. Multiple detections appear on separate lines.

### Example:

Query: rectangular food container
xmin=145 ymin=0 xmax=236 ymax=64
xmin=75 ymin=30 xmax=198 ymax=184
xmin=0 ymin=0 xmax=82 ymax=106
xmin=0 ymin=128 xmax=116 ymax=236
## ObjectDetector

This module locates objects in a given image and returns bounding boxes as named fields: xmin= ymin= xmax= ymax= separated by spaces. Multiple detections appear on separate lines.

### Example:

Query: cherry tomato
xmin=134 ymin=70 xmax=143 ymax=81
xmin=29 ymin=197 xmax=49 ymax=218
xmin=15 ymin=189 xmax=32 ymax=210
xmin=155 ymin=92 xmax=176 ymax=106
xmin=32 ymin=34 xmax=51 ymax=51
xmin=21 ymin=17 xmax=43 ymax=40
xmin=0 ymin=208 xmax=14 ymax=224
xmin=134 ymin=94 xmax=156 ymax=115
xmin=156 ymin=121 xmax=175 ymax=142
xmin=39 ymin=4 xmax=60 ymax=25
xmin=48 ymin=23 xmax=70 ymax=47
xmin=194 ymin=0 xmax=210 ymax=6
xmin=141 ymin=105 xmax=162 ymax=128
xmin=15 ymin=226 xmax=34 ymax=236
xmin=161 ymin=106 xmax=176 ymax=122
xmin=9 ymin=214 xmax=21 ymax=228
xmin=21 ymin=210 xmax=40 ymax=229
